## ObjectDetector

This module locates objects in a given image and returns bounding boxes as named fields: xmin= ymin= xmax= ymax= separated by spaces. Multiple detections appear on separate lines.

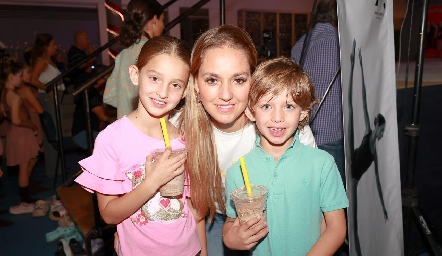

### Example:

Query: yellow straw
xmin=159 ymin=118 xmax=171 ymax=148
xmin=239 ymin=157 xmax=252 ymax=196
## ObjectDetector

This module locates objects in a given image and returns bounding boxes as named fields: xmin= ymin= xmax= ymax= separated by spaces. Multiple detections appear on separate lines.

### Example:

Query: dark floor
xmin=0 ymin=152 xmax=85 ymax=256
xmin=397 ymin=84 xmax=442 ymax=255
xmin=0 ymin=84 xmax=441 ymax=256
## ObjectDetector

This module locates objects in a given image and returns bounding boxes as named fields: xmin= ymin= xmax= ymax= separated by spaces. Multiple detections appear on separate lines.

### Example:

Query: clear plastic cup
xmin=230 ymin=185 xmax=268 ymax=223
xmin=151 ymin=148 xmax=187 ymax=197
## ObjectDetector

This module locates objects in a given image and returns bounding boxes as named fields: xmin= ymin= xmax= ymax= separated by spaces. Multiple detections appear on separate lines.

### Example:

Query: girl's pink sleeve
xmin=75 ymin=128 xmax=128 ymax=195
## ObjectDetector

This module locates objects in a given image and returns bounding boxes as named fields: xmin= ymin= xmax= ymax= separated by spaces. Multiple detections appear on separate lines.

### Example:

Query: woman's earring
xmin=196 ymin=92 xmax=201 ymax=103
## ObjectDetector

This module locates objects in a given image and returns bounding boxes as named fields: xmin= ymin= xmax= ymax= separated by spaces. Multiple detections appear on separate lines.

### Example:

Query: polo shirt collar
xmin=254 ymin=131 xmax=302 ymax=159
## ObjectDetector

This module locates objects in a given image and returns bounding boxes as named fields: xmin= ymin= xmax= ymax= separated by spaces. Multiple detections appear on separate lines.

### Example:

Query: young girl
xmin=223 ymin=57 xmax=348 ymax=255
xmin=19 ymin=63 xmax=44 ymax=151
xmin=179 ymin=24 xmax=317 ymax=255
xmin=18 ymin=63 xmax=46 ymax=193
xmin=75 ymin=35 xmax=206 ymax=256
xmin=1 ymin=62 xmax=40 ymax=214
xmin=104 ymin=0 xmax=164 ymax=119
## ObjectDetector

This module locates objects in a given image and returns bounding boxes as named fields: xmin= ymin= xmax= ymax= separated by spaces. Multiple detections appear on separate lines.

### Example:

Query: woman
xmin=20 ymin=63 xmax=44 ymax=149
xmin=103 ymin=0 xmax=164 ymax=119
xmin=1 ymin=62 xmax=40 ymax=214
xmin=179 ymin=25 xmax=317 ymax=255
xmin=30 ymin=33 xmax=65 ymax=177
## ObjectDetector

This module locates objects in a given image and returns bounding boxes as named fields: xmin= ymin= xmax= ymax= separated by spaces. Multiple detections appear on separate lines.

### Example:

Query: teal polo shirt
xmin=225 ymin=132 xmax=348 ymax=256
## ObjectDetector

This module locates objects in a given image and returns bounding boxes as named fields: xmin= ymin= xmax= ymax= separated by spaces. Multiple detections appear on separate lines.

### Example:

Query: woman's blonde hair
xmin=179 ymin=25 xmax=257 ymax=220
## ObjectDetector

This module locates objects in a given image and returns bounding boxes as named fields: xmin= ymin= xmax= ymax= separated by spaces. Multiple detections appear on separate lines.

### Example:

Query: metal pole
xmin=405 ymin=0 xmax=428 ymax=190
xmin=83 ymin=89 xmax=94 ymax=155
xmin=163 ymin=0 xmax=178 ymax=9
xmin=51 ymin=82 xmax=67 ymax=182
xmin=163 ymin=0 xmax=211 ymax=33
xmin=402 ymin=0 xmax=442 ymax=255
xmin=220 ymin=0 xmax=225 ymax=25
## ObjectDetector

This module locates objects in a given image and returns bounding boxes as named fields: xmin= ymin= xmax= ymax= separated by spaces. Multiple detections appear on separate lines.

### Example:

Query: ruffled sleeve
xmin=75 ymin=124 xmax=128 ymax=195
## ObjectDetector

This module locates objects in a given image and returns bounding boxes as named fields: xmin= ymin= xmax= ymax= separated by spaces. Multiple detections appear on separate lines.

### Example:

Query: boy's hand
xmin=143 ymin=147 xmax=187 ymax=192
xmin=223 ymin=216 xmax=268 ymax=250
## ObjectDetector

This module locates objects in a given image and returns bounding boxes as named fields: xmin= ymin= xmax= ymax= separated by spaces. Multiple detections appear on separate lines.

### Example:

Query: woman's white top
xmin=38 ymin=60 xmax=65 ymax=93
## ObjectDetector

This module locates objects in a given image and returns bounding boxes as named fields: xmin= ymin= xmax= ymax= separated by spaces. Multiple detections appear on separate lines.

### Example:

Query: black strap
xmin=299 ymin=0 xmax=319 ymax=68
xmin=309 ymin=67 xmax=341 ymax=125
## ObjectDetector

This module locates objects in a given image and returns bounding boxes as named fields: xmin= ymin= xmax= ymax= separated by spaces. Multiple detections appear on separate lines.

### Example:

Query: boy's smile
xmin=250 ymin=89 xmax=307 ymax=159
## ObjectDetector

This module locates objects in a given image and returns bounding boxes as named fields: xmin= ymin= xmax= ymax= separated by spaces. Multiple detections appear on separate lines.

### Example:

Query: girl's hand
xmin=143 ymin=147 xmax=187 ymax=192
xmin=223 ymin=216 xmax=268 ymax=250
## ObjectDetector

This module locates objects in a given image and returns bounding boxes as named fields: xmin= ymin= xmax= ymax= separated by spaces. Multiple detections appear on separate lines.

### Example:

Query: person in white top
xmin=30 ymin=33 xmax=65 ymax=177
xmin=178 ymin=25 xmax=317 ymax=256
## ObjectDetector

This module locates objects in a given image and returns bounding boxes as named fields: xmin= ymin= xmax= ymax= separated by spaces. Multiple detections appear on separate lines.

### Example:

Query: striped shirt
xmin=291 ymin=22 xmax=343 ymax=145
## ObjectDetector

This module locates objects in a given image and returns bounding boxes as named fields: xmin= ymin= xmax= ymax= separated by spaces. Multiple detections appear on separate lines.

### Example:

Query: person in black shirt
xmin=69 ymin=31 xmax=113 ymax=150
xmin=67 ymin=31 xmax=103 ymax=89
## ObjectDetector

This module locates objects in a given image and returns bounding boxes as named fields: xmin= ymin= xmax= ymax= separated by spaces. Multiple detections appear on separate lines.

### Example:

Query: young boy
xmin=222 ymin=57 xmax=348 ymax=255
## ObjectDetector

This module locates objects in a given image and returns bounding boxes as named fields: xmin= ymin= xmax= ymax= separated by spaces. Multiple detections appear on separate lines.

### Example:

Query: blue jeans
xmin=318 ymin=138 xmax=346 ymax=188
xmin=206 ymin=214 xmax=244 ymax=256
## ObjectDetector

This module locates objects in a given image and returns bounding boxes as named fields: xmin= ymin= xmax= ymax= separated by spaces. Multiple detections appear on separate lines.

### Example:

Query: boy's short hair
xmin=249 ymin=57 xmax=317 ymax=129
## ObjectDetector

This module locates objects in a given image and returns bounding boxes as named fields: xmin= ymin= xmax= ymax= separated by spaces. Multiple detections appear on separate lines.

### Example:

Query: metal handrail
xmin=45 ymin=36 xmax=119 ymax=92
xmin=72 ymin=0 xmax=213 ymax=97
xmin=164 ymin=0 xmax=211 ymax=32
xmin=45 ymin=0 xmax=183 ymax=93
xmin=71 ymin=63 xmax=115 ymax=97
xmin=48 ymin=0 xmax=218 ymax=183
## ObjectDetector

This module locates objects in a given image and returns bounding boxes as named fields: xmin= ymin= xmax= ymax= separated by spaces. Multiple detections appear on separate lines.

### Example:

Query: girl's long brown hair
xmin=30 ymin=33 xmax=53 ymax=68
xmin=178 ymin=25 xmax=257 ymax=220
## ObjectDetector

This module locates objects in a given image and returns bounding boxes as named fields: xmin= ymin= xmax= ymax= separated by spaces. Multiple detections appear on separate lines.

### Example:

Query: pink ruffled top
xmin=75 ymin=116 xmax=200 ymax=256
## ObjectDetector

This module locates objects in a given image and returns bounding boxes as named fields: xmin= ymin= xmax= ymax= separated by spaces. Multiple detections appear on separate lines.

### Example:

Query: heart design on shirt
xmin=159 ymin=198 xmax=171 ymax=209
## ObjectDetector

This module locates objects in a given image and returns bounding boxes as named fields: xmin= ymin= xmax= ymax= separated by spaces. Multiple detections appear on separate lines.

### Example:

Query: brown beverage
xmin=151 ymin=148 xmax=187 ymax=197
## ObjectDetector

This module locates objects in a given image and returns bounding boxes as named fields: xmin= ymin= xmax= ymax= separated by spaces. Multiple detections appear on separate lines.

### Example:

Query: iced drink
xmin=230 ymin=185 xmax=268 ymax=223
xmin=151 ymin=148 xmax=187 ymax=197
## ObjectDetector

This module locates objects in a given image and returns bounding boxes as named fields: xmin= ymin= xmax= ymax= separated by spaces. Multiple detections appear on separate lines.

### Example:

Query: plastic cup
xmin=230 ymin=185 xmax=268 ymax=223
xmin=151 ymin=148 xmax=187 ymax=197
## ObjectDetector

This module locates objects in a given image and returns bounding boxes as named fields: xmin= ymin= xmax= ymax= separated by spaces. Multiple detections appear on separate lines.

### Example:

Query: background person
xmin=1 ymin=62 xmax=40 ymax=214
xmin=104 ymin=0 xmax=164 ymax=119
xmin=67 ymin=30 xmax=102 ymax=90
xmin=30 ymin=33 xmax=65 ymax=177
xmin=291 ymin=0 xmax=345 ymax=185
